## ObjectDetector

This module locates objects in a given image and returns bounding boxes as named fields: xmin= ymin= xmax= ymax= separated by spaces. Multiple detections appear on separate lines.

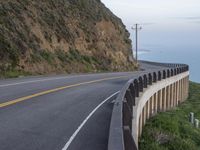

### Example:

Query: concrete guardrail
xmin=108 ymin=61 xmax=189 ymax=150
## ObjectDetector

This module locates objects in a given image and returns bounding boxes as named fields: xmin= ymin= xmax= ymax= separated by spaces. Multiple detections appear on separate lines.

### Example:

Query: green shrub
xmin=39 ymin=50 xmax=55 ymax=64
xmin=139 ymin=82 xmax=200 ymax=150
xmin=0 ymin=35 xmax=19 ymax=69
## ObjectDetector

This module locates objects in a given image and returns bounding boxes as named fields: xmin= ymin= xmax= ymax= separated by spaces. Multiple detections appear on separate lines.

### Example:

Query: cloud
xmin=194 ymin=21 xmax=200 ymax=24
xmin=171 ymin=16 xmax=200 ymax=24
xmin=183 ymin=17 xmax=200 ymax=20
xmin=139 ymin=49 xmax=151 ymax=52
xmin=174 ymin=16 xmax=200 ymax=20
xmin=140 ymin=22 xmax=156 ymax=26
xmin=184 ymin=17 xmax=200 ymax=24
xmin=182 ymin=17 xmax=200 ymax=24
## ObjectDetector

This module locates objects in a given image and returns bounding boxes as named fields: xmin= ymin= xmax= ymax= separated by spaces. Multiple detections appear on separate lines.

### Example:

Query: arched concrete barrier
xmin=108 ymin=62 xmax=189 ymax=150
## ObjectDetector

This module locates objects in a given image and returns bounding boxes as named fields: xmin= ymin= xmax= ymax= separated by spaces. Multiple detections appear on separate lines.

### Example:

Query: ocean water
xmin=138 ymin=46 xmax=200 ymax=83
xmin=129 ymin=21 xmax=200 ymax=83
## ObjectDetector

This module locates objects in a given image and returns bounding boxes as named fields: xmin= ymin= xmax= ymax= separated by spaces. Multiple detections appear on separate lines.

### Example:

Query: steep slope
xmin=0 ymin=0 xmax=136 ymax=77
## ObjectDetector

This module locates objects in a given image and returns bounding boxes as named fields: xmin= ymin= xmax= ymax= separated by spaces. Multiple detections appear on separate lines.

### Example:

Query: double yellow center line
xmin=0 ymin=76 xmax=128 ymax=108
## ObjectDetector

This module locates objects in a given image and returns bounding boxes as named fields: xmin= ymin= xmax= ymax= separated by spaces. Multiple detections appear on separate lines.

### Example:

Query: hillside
xmin=0 ymin=0 xmax=136 ymax=77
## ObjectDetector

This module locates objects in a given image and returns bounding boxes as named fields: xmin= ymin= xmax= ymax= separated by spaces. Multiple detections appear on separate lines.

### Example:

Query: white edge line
xmin=0 ymin=73 xmax=96 ymax=87
xmin=0 ymin=73 xmax=128 ymax=88
xmin=62 ymin=91 xmax=120 ymax=150
xmin=0 ymin=76 xmax=74 ymax=87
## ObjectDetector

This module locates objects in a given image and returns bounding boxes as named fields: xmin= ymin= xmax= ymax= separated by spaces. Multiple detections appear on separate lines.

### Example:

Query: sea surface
xmin=130 ymin=21 xmax=200 ymax=83
xmin=138 ymin=46 xmax=200 ymax=83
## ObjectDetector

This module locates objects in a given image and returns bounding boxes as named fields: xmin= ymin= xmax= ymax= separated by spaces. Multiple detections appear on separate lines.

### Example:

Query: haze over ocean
xmin=101 ymin=0 xmax=200 ymax=83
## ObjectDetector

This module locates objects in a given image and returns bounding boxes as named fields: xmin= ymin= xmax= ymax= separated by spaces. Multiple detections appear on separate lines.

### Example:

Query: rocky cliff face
xmin=0 ymin=0 xmax=136 ymax=76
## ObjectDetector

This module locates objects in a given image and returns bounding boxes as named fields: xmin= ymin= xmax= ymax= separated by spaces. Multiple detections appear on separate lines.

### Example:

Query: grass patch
xmin=56 ymin=48 xmax=103 ymax=72
xmin=40 ymin=50 xmax=55 ymax=64
xmin=0 ymin=69 xmax=31 ymax=78
xmin=139 ymin=82 xmax=200 ymax=150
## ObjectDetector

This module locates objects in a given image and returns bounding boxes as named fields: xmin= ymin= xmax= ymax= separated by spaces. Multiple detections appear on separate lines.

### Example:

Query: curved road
xmin=0 ymin=62 xmax=170 ymax=150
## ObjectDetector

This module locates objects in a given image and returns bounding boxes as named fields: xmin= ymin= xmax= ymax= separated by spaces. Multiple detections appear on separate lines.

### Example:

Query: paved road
xmin=0 ymin=62 xmax=170 ymax=150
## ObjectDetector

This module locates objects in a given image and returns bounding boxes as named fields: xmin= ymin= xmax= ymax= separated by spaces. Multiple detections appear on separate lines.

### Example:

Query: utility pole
xmin=132 ymin=24 xmax=142 ymax=64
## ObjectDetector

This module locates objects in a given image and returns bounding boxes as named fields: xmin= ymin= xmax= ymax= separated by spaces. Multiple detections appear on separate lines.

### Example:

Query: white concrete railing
xmin=108 ymin=63 xmax=189 ymax=150
xmin=133 ymin=71 xmax=189 ymax=147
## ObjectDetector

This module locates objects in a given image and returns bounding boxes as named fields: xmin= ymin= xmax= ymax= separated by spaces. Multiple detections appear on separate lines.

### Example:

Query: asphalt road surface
xmin=0 ymin=62 xmax=169 ymax=150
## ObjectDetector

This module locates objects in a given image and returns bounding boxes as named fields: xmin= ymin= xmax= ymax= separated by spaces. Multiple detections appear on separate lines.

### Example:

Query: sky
xmin=101 ymin=0 xmax=200 ymax=27
xmin=101 ymin=0 xmax=200 ymax=49
xmin=101 ymin=0 xmax=200 ymax=82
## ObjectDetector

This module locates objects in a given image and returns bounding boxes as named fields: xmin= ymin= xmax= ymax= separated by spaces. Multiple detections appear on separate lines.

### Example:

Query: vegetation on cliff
xmin=139 ymin=82 xmax=200 ymax=150
xmin=0 ymin=0 xmax=136 ymax=77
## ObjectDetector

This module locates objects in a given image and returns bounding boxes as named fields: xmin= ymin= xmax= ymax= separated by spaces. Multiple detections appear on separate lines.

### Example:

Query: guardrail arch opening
xmin=143 ymin=74 xmax=148 ymax=88
xmin=163 ymin=70 xmax=166 ymax=79
xmin=148 ymin=73 xmax=152 ymax=85
xmin=153 ymin=72 xmax=157 ymax=82
xmin=134 ymin=79 xmax=139 ymax=97
xmin=138 ymin=77 xmax=144 ymax=92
